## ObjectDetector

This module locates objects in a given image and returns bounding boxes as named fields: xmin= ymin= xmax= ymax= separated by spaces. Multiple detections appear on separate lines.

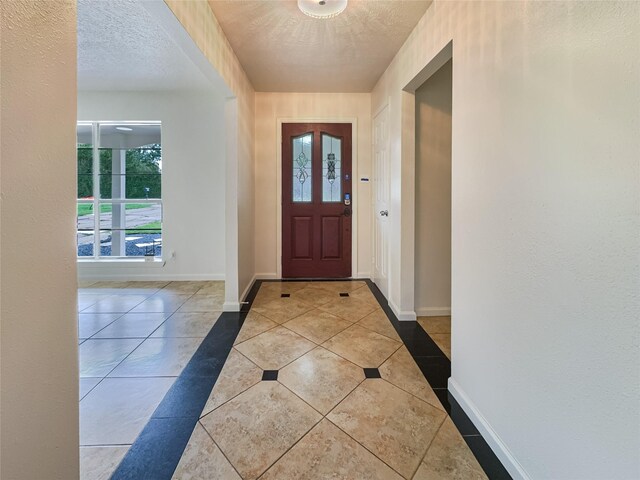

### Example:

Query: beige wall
xmin=1 ymin=1 xmax=79 ymax=478
xmin=372 ymin=1 xmax=640 ymax=478
xmin=164 ymin=0 xmax=256 ymax=303
xmin=415 ymin=60 xmax=452 ymax=316
xmin=254 ymin=93 xmax=372 ymax=278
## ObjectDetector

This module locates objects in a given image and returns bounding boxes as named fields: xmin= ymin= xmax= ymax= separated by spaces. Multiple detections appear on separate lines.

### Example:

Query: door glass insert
xmin=322 ymin=134 xmax=342 ymax=202
xmin=292 ymin=133 xmax=312 ymax=202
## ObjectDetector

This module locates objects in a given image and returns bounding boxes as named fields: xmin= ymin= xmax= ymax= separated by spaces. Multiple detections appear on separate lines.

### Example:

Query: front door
xmin=282 ymin=123 xmax=352 ymax=278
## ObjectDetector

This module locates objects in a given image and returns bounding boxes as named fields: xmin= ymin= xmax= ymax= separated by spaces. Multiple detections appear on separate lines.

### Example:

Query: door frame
xmin=276 ymin=117 xmax=359 ymax=279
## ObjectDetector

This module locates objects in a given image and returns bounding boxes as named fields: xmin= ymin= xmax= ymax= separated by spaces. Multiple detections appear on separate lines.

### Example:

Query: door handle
xmin=343 ymin=207 xmax=352 ymax=217
xmin=379 ymin=210 xmax=388 ymax=216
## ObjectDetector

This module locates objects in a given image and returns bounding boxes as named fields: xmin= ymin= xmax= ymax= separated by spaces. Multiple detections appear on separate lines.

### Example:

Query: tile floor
xmin=169 ymin=281 xmax=487 ymax=480
xmin=78 ymin=280 xmax=225 ymax=480
xmin=418 ymin=315 xmax=451 ymax=359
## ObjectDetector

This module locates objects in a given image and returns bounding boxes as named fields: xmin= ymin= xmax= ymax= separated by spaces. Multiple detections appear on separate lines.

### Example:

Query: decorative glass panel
xmin=292 ymin=134 xmax=312 ymax=202
xmin=322 ymin=134 xmax=342 ymax=202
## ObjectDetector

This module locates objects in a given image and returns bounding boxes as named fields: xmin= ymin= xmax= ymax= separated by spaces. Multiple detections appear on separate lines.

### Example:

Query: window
xmin=77 ymin=122 xmax=162 ymax=259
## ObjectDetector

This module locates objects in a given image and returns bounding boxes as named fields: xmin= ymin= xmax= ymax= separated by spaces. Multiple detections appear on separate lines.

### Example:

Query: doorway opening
xmin=281 ymin=123 xmax=353 ymax=278
xmin=414 ymin=59 xmax=453 ymax=359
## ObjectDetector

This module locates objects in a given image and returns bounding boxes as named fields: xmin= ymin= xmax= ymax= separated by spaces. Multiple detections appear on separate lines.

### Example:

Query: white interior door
xmin=373 ymin=105 xmax=390 ymax=298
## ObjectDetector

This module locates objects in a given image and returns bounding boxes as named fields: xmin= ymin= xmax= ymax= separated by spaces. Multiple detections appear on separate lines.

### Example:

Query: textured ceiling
xmin=77 ymin=0 xmax=211 ymax=91
xmin=207 ymin=0 xmax=432 ymax=92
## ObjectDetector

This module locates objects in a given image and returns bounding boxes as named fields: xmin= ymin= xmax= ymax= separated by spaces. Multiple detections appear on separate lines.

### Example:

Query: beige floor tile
xmin=201 ymin=349 xmax=262 ymax=416
xmin=323 ymin=325 xmax=401 ymax=368
xmin=328 ymin=379 xmax=446 ymax=479
xmin=82 ymin=295 xmax=149 ymax=313
xmin=161 ymin=281 xmax=207 ymax=295
xmin=92 ymin=313 xmax=167 ymax=338
xmin=290 ymin=285 xmax=341 ymax=307
xmin=108 ymin=337 xmax=202 ymax=377
xmin=195 ymin=281 xmax=225 ymax=295
xmin=317 ymin=295 xmax=377 ymax=322
xmin=79 ymin=338 xmax=143 ymax=377
xmin=379 ymin=346 xmax=444 ymax=411
xmin=417 ymin=316 xmax=451 ymax=334
xmin=251 ymin=297 xmax=314 ymax=323
xmin=78 ymin=279 xmax=97 ymax=288
xmin=414 ymin=418 xmax=488 ymax=480
xmin=279 ymin=347 xmax=364 ymax=414
xmin=358 ymin=308 xmax=401 ymax=340
xmin=200 ymin=381 xmax=321 ymax=480
xmin=78 ymin=293 xmax=113 ymax=311
xmin=314 ymin=280 xmax=367 ymax=292
xmin=121 ymin=281 xmax=169 ymax=294
xmin=258 ymin=281 xmax=309 ymax=294
xmin=79 ymin=378 xmax=101 ymax=400
xmin=172 ymin=422 xmax=241 ymax=480
xmin=430 ymin=333 xmax=451 ymax=359
xmin=283 ymin=309 xmax=352 ymax=344
xmin=235 ymin=326 xmax=315 ymax=370
xmin=233 ymin=311 xmax=277 ymax=345
xmin=151 ymin=312 xmax=221 ymax=338
xmin=129 ymin=294 xmax=191 ymax=314
xmin=89 ymin=281 xmax=131 ymax=289
xmin=261 ymin=419 xmax=403 ymax=480
xmin=78 ymin=313 xmax=122 ymax=338
xmin=80 ymin=377 xmax=175 ymax=445
xmin=80 ymin=446 xmax=129 ymax=480
xmin=176 ymin=294 xmax=224 ymax=313
xmin=349 ymin=285 xmax=380 ymax=306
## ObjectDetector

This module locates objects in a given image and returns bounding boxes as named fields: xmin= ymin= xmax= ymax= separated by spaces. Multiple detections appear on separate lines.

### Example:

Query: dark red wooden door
xmin=282 ymin=123 xmax=352 ymax=278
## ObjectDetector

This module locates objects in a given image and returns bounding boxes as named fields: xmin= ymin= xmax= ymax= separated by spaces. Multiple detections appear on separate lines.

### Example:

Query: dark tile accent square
xmin=281 ymin=293 xmax=290 ymax=298
xmin=262 ymin=370 xmax=278 ymax=381
xmin=363 ymin=368 xmax=381 ymax=378
xmin=339 ymin=292 xmax=349 ymax=297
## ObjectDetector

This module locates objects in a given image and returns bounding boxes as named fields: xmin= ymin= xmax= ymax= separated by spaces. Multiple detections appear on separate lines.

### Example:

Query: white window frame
xmin=77 ymin=121 xmax=163 ymax=260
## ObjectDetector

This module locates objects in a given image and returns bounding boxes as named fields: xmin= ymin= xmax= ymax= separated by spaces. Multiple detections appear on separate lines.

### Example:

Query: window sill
xmin=77 ymin=258 xmax=166 ymax=267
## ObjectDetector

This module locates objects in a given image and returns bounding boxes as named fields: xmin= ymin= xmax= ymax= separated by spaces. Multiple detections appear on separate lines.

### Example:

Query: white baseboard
xmin=79 ymin=273 xmax=225 ymax=281
xmin=239 ymin=274 xmax=258 ymax=303
xmin=415 ymin=306 xmax=451 ymax=316
xmin=255 ymin=273 xmax=279 ymax=280
xmin=222 ymin=301 xmax=240 ymax=312
xmin=448 ymin=378 xmax=530 ymax=480
xmin=252 ymin=273 xmax=371 ymax=280
xmin=388 ymin=298 xmax=417 ymax=321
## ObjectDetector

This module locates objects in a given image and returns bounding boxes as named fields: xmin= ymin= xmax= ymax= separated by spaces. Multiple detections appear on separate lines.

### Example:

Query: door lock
xmin=343 ymin=207 xmax=352 ymax=217
xmin=380 ymin=210 xmax=388 ymax=216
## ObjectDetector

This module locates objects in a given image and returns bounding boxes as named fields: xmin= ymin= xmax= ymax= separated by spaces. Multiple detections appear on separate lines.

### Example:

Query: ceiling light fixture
xmin=116 ymin=127 xmax=133 ymax=132
xmin=298 ymin=0 xmax=347 ymax=19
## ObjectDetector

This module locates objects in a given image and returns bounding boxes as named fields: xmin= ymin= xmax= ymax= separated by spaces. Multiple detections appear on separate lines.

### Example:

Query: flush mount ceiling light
xmin=298 ymin=0 xmax=347 ymax=19
xmin=116 ymin=126 xmax=133 ymax=131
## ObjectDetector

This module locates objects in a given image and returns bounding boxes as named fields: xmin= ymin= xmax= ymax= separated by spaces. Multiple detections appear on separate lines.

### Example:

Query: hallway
xmin=83 ymin=281 xmax=505 ymax=479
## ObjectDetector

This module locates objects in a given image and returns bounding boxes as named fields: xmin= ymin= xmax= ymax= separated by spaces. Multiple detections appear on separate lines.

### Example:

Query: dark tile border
xmin=364 ymin=279 xmax=512 ymax=480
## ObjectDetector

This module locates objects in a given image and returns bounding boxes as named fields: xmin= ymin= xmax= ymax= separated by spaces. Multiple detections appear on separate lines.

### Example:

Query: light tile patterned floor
xmin=174 ymin=282 xmax=486 ymax=480
xmin=77 ymin=280 xmax=225 ymax=480
xmin=418 ymin=315 xmax=452 ymax=359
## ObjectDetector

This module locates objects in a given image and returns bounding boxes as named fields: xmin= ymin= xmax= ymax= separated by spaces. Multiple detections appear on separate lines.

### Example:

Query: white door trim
xmin=276 ymin=117 xmax=359 ymax=279
xmin=372 ymin=101 xmax=391 ymax=299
